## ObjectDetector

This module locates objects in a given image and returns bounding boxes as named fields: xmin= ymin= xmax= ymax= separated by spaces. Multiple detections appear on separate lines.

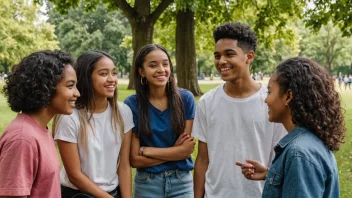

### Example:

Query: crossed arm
xmin=130 ymin=120 xmax=196 ymax=168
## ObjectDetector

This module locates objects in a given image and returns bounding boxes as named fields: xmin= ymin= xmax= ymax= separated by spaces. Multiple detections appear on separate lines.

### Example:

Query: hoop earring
xmin=141 ymin=77 xmax=145 ymax=85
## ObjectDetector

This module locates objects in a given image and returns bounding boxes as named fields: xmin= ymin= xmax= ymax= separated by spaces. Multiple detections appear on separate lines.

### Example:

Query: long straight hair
xmin=134 ymin=44 xmax=185 ymax=138
xmin=53 ymin=50 xmax=124 ymax=153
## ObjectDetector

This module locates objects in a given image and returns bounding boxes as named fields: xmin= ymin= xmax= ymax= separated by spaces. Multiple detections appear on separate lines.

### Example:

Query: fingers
xmin=245 ymin=159 xmax=260 ymax=166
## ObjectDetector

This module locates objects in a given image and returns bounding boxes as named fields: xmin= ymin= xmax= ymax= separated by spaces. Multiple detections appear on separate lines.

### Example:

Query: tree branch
xmin=149 ymin=0 xmax=174 ymax=24
xmin=251 ymin=0 xmax=260 ymax=9
xmin=114 ymin=0 xmax=136 ymax=22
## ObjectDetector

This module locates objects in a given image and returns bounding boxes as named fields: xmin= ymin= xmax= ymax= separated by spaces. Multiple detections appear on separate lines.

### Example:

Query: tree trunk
xmin=176 ymin=9 xmax=202 ymax=96
xmin=127 ymin=21 xmax=154 ymax=89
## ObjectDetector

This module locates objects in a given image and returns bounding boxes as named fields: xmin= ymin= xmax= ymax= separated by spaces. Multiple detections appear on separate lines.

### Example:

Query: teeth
xmin=106 ymin=86 xmax=114 ymax=88
xmin=69 ymin=101 xmax=76 ymax=104
xmin=220 ymin=68 xmax=230 ymax=71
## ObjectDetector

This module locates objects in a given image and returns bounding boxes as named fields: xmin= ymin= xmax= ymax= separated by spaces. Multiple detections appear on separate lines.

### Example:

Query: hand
xmin=235 ymin=159 xmax=268 ymax=181
xmin=179 ymin=136 xmax=196 ymax=158
xmin=174 ymin=133 xmax=190 ymax=146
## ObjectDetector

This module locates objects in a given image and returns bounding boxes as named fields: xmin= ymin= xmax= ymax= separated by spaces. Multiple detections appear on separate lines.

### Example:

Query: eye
xmin=113 ymin=71 xmax=118 ymax=76
xmin=100 ymin=73 xmax=107 ymax=76
xmin=214 ymin=55 xmax=220 ymax=59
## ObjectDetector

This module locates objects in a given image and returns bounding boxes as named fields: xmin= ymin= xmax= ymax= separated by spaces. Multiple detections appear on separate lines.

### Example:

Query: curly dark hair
xmin=213 ymin=22 xmax=258 ymax=52
xmin=2 ymin=50 xmax=75 ymax=113
xmin=275 ymin=57 xmax=346 ymax=151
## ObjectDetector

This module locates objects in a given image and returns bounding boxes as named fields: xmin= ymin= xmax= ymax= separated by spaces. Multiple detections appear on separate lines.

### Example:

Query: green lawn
xmin=0 ymin=83 xmax=351 ymax=197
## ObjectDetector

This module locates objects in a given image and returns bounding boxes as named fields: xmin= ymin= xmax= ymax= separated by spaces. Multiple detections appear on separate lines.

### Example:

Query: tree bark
xmin=127 ymin=20 xmax=154 ymax=89
xmin=114 ymin=0 xmax=174 ymax=89
xmin=175 ymin=9 xmax=202 ymax=96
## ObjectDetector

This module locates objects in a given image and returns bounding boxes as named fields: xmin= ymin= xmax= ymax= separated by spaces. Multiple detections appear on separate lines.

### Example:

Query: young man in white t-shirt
xmin=192 ymin=22 xmax=287 ymax=198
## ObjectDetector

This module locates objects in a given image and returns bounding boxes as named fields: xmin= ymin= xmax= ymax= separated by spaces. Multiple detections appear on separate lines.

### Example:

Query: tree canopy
xmin=48 ymin=2 xmax=132 ymax=75
xmin=0 ymin=0 xmax=58 ymax=73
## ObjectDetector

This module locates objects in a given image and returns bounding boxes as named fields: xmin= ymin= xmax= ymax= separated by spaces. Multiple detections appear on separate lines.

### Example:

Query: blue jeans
xmin=134 ymin=170 xmax=193 ymax=198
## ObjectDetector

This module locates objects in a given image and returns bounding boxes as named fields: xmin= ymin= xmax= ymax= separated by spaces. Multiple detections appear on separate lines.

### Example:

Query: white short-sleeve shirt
xmin=192 ymin=84 xmax=287 ymax=198
xmin=54 ymin=102 xmax=134 ymax=192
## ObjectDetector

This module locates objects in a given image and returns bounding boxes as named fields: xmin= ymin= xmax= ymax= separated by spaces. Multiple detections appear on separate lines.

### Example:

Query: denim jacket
xmin=262 ymin=126 xmax=340 ymax=198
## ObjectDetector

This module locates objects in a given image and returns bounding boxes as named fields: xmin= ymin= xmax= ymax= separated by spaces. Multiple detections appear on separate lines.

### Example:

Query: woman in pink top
xmin=0 ymin=50 xmax=80 ymax=198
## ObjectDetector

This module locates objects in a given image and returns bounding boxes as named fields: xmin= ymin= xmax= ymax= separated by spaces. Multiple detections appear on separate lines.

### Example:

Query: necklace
xmin=151 ymin=96 xmax=167 ymax=108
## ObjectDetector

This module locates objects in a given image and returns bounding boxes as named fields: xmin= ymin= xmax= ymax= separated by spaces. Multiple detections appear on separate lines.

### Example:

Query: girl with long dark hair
xmin=124 ymin=44 xmax=196 ymax=198
xmin=53 ymin=50 xmax=134 ymax=198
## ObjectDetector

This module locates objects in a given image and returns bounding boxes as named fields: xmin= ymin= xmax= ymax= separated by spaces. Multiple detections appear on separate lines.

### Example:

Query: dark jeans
xmin=61 ymin=185 xmax=121 ymax=198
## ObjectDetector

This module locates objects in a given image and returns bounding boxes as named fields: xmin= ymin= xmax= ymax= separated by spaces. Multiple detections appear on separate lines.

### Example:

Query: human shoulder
xmin=124 ymin=94 xmax=137 ymax=106
xmin=178 ymin=88 xmax=195 ymax=101
xmin=285 ymin=129 xmax=328 ymax=167
xmin=198 ymin=84 xmax=224 ymax=103
xmin=118 ymin=101 xmax=133 ymax=115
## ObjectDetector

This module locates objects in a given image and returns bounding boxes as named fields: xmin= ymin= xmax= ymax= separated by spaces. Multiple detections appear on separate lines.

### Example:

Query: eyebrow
xmin=66 ymin=80 xmax=76 ymax=84
xmin=214 ymin=49 xmax=236 ymax=55
xmin=148 ymin=59 xmax=169 ymax=64
xmin=97 ymin=68 xmax=116 ymax=72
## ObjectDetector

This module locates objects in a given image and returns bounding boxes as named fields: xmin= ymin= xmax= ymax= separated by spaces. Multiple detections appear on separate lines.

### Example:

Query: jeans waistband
xmin=137 ymin=169 xmax=189 ymax=179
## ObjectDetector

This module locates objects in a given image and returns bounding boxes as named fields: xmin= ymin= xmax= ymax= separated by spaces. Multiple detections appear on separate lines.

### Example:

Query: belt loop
xmin=176 ymin=169 xmax=181 ymax=179
xmin=149 ymin=172 xmax=154 ymax=179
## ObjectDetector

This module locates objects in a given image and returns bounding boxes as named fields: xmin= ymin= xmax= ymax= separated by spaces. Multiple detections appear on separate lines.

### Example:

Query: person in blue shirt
xmin=124 ymin=44 xmax=196 ymax=198
xmin=236 ymin=57 xmax=346 ymax=197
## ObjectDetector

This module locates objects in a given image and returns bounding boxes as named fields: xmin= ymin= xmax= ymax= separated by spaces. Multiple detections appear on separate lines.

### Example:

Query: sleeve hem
xmin=54 ymin=136 xmax=77 ymax=143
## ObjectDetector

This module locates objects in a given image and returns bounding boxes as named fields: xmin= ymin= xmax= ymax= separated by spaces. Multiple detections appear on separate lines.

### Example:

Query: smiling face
xmin=214 ymin=38 xmax=253 ymax=82
xmin=264 ymin=73 xmax=290 ymax=123
xmin=91 ymin=56 xmax=118 ymax=100
xmin=139 ymin=49 xmax=171 ymax=88
xmin=48 ymin=64 xmax=80 ymax=115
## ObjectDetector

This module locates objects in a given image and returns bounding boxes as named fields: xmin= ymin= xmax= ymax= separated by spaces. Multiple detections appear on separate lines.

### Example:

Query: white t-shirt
xmin=192 ymin=84 xmax=287 ymax=198
xmin=54 ymin=102 xmax=134 ymax=192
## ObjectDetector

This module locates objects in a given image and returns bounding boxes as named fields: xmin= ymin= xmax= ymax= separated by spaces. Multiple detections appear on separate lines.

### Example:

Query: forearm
xmin=130 ymin=154 xmax=166 ymax=168
xmin=143 ymin=146 xmax=190 ymax=161
xmin=194 ymin=159 xmax=208 ymax=198
xmin=118 ymin=164 xmax=132 ymax=198
xmin=68 ymin=173 xmax=111 ymax=198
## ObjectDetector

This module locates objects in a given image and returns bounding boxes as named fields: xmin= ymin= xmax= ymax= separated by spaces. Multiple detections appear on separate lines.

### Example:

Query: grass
xmin=0 ymin=82 xmax=351 ymax=197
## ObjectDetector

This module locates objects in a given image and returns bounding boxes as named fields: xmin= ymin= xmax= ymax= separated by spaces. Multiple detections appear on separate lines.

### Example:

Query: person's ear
xmin=285 ymin=89 xmax=293 ymax=106
xmin=138 ymin=67 xmax=145 ymax=78
xmin=246 ymin=50 xmax=255 ymax=64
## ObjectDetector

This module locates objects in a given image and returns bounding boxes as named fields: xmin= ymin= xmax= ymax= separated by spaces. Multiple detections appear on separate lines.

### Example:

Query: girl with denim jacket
xmin=236 ymin=57 xmax=346 ymax=197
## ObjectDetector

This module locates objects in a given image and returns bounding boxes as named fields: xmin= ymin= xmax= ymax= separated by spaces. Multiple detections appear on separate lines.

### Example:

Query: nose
xmin=219 ymin=56 xmax=227 ymax=65
xmin=74 ymin=87 xmax=80 ymax=97
xmin=107 ymin=73 xmax=116 ymax=82
xmin=157 ymin=64 xmax=165 ymax=72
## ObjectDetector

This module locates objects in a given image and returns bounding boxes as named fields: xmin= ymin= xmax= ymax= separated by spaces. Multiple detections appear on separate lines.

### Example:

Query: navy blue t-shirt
xmin=124 ymin=88 xmax=196 ymax=173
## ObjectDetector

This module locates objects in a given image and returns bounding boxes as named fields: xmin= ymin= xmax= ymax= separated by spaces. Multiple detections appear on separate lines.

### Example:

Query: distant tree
xmin=300 ymin=22 xmax=352 ymax=73
xmin=45 ymin=0 xmax=174 ymax=89
xmin=0 ymin=0 xmax=58 ymax=73
xmin=48 ymin=3 xmax=132 ymax=75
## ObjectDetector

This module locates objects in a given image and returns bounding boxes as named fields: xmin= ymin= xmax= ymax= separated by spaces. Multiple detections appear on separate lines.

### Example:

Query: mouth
xmin=154 ymin=76 xmax=167 ymax=81
xmin=68 ymin=100 xmax=76 ymax=107
xmin=104 ymin=85 xmax=116 ymax=91
xmin=220 ymin=68 xmax=231 ymax=72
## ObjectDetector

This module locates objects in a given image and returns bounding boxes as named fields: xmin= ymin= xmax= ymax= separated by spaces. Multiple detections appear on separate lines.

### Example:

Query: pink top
xmin=0 ymin=114 xmax=61 ymax=197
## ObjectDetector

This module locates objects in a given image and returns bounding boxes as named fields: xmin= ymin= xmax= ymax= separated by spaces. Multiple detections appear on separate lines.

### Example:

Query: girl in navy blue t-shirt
xmin=124 ymin=44 xmax=196 ymax=198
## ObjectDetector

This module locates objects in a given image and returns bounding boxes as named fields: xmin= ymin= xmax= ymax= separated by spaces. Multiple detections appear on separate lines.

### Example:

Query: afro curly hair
xmin=2 ymin=50 xmax=75 ymax=113
xmin=275 ymin=57 xmax=346 ymax=151
xmin=213 ymin=22 xmax=257 ymax=52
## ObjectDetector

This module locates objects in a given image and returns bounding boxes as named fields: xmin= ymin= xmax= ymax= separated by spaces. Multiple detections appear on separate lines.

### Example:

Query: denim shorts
xmin=133 ymin=169 xmax=193 ymax=198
